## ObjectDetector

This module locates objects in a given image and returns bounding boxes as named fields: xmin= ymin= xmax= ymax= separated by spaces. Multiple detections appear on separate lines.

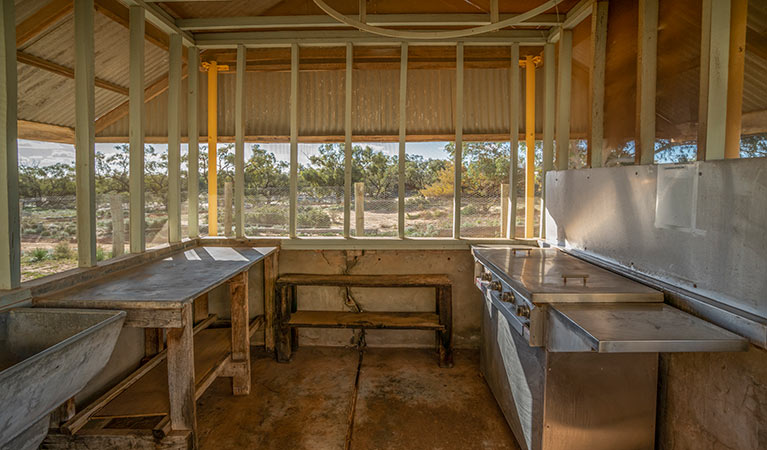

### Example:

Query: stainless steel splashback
xmin=544 ymin=159 xmax=767 ymax=345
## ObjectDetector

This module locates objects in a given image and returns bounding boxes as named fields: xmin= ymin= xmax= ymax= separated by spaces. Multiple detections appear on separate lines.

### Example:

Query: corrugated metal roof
xmin=17 ymin=10 xmax=169 ymax=130
xmin=15 ymin=0 xmax=50 ymax=25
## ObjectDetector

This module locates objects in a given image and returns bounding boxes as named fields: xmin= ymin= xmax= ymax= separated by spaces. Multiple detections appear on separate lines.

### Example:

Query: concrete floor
xmin=196 ymin=346 xmax=519 ymax=450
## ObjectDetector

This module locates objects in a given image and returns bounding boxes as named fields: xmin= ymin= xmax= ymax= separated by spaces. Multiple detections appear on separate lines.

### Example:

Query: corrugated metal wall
xmin=98 ymin=66 xmax=554 ymax=141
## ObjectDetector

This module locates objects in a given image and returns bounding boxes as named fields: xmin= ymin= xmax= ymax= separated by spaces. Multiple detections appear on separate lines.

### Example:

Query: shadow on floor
xmin=196 ymin=346 xmax=519 ymax=450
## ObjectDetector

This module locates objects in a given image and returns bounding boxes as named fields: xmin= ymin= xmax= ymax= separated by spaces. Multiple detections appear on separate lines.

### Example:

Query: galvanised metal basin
xmin=0 ymin=308 xmax=125 ymax=450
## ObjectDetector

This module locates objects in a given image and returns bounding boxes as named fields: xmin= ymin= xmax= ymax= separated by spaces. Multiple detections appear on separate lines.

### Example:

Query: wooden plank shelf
xmin=287 ymin=311 xmax=444 ymax=330
xmin=94 ymin=327 xmax=231 ymax=419
xmin=277 ymin=273 xmax=451 ymax=288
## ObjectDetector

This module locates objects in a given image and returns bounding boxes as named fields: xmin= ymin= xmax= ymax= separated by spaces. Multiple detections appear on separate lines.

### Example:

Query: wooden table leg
xmin=229 ymin=271 xmax=250 ymax=395
xmin=166 ymin=303 xmax=197 ymax=441
xmin=290 ymin=284 xmax=299 ymax=351
xmin=437 ymin=285 xmax=454 ymax=368
xmin=193 ymin=293 xmax=209 ymax=324
xmin=142 ymin=328 xmax=164 ymax=364
xmin=264 ymin=252 xmax=277 ymax=352
xmin=275 ymin=284 xmax=293 ymax=363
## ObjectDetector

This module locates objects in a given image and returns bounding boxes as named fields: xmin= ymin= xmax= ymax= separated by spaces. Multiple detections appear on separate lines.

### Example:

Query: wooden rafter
xmin=17 ymin=51 xmax=129 ymax=96
xmin=18 ymin=120 xmax=75 ymax=144
xmin=16 ymin=0 xmax=73 ymax=48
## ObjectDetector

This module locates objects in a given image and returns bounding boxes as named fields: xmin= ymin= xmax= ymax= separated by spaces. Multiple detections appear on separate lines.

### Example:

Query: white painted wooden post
xmin=129 ymin=5 xmax=145 ymax=253
xmin=699 ymin=0 xmax=731 ymax=161
xmin=398 ymin=42 xmax=408 ymax=239
xmin=541 ymin=42 xmax=556 ymax=239
xmin=555 ymin=28 xmax=572 ymax=171
xmin=289 ymin=44 xmax=298 ymax=237
xmin=234 ymin=44 xmax=245 ymax=238
xmin=167 ymin=33 xmax=182 ymax=244
xmin=453 ymin=42 xmax=464 ymax=239
xmin=508 ymin=43 xmax=519 ymax=239
xmin=0 ymin=0 xmax=20 ymax=289
xmin=74 ymin=0 xmax=96 ymax=267
xmin=636 ymin=0 xmax=658 ymax=165
xmin=588 ymin=0 xmax=608 ymax=168
xmin=187 ymin=47 xmax=200 ymax=239
xmin=344 ymin=43 xmax=352 ymax=238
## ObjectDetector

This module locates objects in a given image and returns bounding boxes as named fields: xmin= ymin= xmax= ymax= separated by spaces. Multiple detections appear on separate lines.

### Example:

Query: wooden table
xmin=35 ymin=246 xmax=278 ymax=448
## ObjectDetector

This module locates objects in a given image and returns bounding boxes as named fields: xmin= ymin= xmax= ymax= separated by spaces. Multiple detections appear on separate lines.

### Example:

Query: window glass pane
xmin=297 ymin=143 xmax=344 ymax=236
xmin=18 ymin=140 xmax=78 ymax=281
xmin=351 ymin=142 xmax=398 ymax=237
xmin=245 ymin=143 xmax=290 ymax=236
xmin=404 ymin=142 xmax=453 ymax=237
xmin=460 ymin=142 xmax=510 ymax=238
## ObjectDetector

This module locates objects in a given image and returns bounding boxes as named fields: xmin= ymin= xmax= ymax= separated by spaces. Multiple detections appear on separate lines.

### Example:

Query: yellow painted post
xmin=207 ymin=61 xmax=218 ymax=236
xmin=525 ymin=56 xmax=536 ymax=239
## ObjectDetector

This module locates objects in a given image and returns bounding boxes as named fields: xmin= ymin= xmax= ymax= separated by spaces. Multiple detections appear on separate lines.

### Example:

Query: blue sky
xmin=17 ymin=139 xmax=452 ymax=167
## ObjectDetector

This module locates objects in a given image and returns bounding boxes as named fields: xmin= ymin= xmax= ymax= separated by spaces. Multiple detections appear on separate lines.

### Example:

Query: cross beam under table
xmin=34 ymin=246 xmax=278 ymax=449
xmin=275 ymin=273 xmax=454 ymax=367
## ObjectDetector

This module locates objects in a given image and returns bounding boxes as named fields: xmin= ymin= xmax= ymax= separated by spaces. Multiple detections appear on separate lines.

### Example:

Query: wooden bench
xmin=275 ymin=273 xmax=453 ymax=367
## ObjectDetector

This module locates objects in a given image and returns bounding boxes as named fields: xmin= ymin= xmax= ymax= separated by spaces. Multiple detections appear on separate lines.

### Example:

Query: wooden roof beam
xmin=17 ymin=51 xmax=129 ymax=96
xmin=177 ymin=13 xmax=563 ymax=31
xmin=18 ymin=120 xmax=75 ymax=144
xmin=117 ymin=0 xmax=195 ymax=46
xmin=548 ymin=0 xmax=594 ymax=43
xmin=16 ymin=0 xmax=73 ymax=48
xmin=195 ymin=30 xmax=548 ymax=49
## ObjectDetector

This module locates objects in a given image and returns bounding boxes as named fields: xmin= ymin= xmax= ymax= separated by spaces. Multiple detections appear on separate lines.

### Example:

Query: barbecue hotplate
xmin=472 ymin=247 xmax=663 ymax=304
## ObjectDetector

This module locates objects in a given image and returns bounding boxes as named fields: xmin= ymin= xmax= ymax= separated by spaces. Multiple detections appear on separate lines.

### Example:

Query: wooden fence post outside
xmin=354 ymin=182 xmax=364 ymax=236
xmin=111 ymin=193 xmax=124 ymax=257
xmin=224 ymin=181 xmax=233 ymax=237
xmin=500 ymin=183 xmax=509 ymax=238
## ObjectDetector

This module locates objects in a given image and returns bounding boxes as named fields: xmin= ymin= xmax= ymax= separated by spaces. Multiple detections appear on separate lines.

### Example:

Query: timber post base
xmin=274 ymin=274 xmax=454 ymax=367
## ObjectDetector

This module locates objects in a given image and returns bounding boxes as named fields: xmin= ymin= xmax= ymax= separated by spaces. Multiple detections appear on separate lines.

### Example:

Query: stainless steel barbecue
xmin=473 ymin=246 xmax=747 ymax=450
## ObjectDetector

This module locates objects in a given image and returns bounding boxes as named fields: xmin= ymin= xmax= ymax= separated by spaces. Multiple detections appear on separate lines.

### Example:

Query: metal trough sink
xmin=0 ymin=308 xmax=125 ymax=450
